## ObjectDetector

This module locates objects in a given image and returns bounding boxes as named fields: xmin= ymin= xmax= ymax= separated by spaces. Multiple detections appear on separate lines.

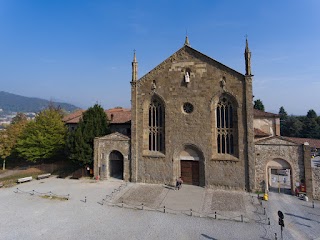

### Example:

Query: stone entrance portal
xmin=266 ymin=158 xmax=292 ymax=194
xmin=109 ymin=150 xmax=124 ymax=179
xmin=180 ymin=147 xmax=202 ymax=186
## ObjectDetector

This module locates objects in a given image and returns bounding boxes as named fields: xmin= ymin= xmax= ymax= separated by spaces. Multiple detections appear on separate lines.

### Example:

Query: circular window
xmin=183 ymin=102 xmax=194 ymax=113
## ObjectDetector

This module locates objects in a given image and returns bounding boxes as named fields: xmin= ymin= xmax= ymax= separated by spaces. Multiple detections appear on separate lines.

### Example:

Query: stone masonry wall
xmin=255 ymin=141 xmax=304 ymax=192
xmin=132 ymin=45 xmax=250 ymax=188
xmin=313 ymin=167 xmax=320 ymax=200
xmin=94 ymin=135 xmax=130 ymax=181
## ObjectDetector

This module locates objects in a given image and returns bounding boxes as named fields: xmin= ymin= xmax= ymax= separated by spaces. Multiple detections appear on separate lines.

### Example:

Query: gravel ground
xmin=0 ymin=178 xmax=317 ymax=240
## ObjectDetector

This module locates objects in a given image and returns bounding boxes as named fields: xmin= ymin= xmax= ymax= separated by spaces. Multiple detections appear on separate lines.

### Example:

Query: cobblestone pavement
xmin=0 ymin=178 xmax=318 ymax=239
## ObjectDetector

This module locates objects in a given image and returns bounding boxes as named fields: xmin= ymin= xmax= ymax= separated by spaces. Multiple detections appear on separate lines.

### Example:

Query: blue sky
xmin=0 ymin=0 xmax=319 ymax=115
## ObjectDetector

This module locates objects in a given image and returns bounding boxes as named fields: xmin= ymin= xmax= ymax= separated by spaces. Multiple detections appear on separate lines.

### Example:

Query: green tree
xmin=286 ymin=116 xmax=303 ymax=137
xmin=279 ymin=106 xmax=288 ymax=136
xmin=15 ymin=107 xmax=67 ymax=162
xmin=254 ymin=99 xmax=265 ymax=111
xmin=307 ymin=109 xmax=317 ymax=119
xmin=67 ymin=104 xmax=110 ymax=166
xmin=0 ymin=114 xmax=28 ymax=169
xmin=301 ymin=110 xmax=320 ymax=138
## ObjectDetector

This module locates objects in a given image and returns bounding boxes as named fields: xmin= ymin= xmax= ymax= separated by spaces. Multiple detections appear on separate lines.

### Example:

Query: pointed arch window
xmin=149 ymin=97 xmax=165 ymax=152
xmin=216 ymin=97 xmax=236 ymax=155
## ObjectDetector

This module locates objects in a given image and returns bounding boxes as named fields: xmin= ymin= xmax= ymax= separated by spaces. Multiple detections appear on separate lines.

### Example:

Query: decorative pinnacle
xmin=133 ymin=49 xmax=137 ymax=62
xmin=245 ymin=35 xmax=250 ymax=53
xmin=184 ymin=35 xmax=190 ymax=47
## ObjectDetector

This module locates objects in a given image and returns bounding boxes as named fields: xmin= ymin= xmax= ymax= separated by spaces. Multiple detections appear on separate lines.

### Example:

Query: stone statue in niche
xmin=151 ymin=80 xmax=156 ymax=92
xmin=220 ymin=77 xmax=226 ymax=91
xmin=185 ymin=72 xmax=190 ymax=83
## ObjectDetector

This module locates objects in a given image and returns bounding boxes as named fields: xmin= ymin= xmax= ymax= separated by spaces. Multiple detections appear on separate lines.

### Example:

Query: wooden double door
xmin=180 ymin=160 xmax=199 ymax=186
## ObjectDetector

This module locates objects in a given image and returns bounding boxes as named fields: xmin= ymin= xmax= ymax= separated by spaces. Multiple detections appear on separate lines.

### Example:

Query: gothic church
xmin=94 ymin=37 xmax=257 ymax=191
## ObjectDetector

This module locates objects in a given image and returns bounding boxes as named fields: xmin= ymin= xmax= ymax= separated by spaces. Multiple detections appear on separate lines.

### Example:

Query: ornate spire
xmin=132 ymin=50 xmax=138 ymax=82
xmin=244 ymin=36 xmax=252 ymax=76
xmin=184 ymin=35 xmax=190 ymax=47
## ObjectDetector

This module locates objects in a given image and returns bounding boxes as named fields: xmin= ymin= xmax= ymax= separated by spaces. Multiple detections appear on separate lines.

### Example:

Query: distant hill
xmin=0 ymin=91 xmax=79 ymax=113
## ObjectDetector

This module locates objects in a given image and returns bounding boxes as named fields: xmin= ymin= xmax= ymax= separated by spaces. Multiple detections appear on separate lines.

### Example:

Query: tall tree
xmin=279 ymin=106 xmax=288 ymax=136
xmin=67 ymin=104 xmax=110 ymax=166
xmin=15 ymin=107 xmax=67 ymax=162
xmin=0 ymin=113 xmax=28 ymax=170
xmin=254 ymin=99 xmax=265 ymax=111
xmin=301 ymin=110 xmax=320 ymax=138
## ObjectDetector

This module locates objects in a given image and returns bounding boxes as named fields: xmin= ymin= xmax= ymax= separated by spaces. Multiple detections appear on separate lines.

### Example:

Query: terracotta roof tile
xmin=254 ymin=128 xmax=271 ymax=138
xmin=105 ymin=108 xmax=131 ymax=124
xmin=253 ymin=109 xmax=279 ymax=118
xmin=62 ymin=109 xmax=85 ymax=124
xmin=63 ymin=108 xmax=131 ymax=124
xmin=283 ymin=137 xmax=320 ymax=149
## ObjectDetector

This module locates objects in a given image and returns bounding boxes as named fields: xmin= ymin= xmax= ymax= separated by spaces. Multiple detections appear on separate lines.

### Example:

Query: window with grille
xmin=216 ymin=97 xmax=235 ymax=155
xmin=148 ymin=97 xmax=165 ymax=152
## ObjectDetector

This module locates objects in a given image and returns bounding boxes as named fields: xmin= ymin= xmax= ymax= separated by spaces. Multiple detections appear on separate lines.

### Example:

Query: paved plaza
xmin=0 ymin=177 xmax=319 ymax=240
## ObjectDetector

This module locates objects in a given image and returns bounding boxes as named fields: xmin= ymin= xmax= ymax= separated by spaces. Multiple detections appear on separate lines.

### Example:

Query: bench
xmin=37 ymin=173 xmax=51 ymax=180
xmin=17 ymin=176 xmax=33 ymax=183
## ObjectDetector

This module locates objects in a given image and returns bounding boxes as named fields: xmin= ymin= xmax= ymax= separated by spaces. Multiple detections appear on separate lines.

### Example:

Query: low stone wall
xmin=313 ymin=167 xmax=320 ymax=200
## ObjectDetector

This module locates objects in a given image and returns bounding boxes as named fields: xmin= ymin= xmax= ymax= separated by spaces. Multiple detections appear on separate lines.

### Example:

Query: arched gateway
xmin=266 ymin=158 xmax=292 ymax=194
xmin=109 ymin=150 xmax=124 ymax=179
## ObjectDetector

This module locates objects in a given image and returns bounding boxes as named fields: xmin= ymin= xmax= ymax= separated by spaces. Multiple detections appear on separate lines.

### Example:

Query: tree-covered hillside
xmin=0 ymin=91 xmax=79 ymax=113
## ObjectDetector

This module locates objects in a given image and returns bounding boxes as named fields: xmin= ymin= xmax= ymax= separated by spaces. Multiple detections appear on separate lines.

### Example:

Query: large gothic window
xmin=216 ymin=97 xmax=236 ymax=155
xmin=148 ymin=97 xmax=165 ymax=152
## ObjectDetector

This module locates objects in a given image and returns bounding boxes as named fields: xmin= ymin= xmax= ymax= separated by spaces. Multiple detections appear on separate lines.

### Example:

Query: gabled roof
xmin=253 ymin=109 xmax=279 ymax=118
xmin=96 ymin=132 xmax=130 ymax=141
xmin=63 ymin=107 xmax=131 ymax=124
xmin=62 ymin=109 xmax=85 ymax=124
xmin=138 ymin=45 xmax=245 ymax=84
xmin=254 ymin=128 xmax=271 ymax=138
xmin=255 ymin=136 xmax=300 ymax=145
xmin=283 ymin=137 xmax=320 ymax=149
xmin=105 ymin=108 xmax=131 ymax=124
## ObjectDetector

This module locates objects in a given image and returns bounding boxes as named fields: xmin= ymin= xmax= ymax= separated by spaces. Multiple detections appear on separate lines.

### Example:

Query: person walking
xmin=176 ymin=177 xmax=183 ymax=190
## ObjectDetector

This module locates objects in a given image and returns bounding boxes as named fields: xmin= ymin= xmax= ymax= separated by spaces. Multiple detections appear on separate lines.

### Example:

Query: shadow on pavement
xmin=285 ymin=212 xmax=320 ymax=224
xmin=201 ymin=234 xmax=217 ymax=240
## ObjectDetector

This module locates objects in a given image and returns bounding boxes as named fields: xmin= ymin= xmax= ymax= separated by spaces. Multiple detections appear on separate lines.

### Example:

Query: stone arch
xmin=173 ymin=144 xmax=205 ymax=186
xmin=265 ymin=158 xmax=294 ymax=194
xmin=96 ymin=138 xmax=130 ymax=181
xmin=210 ymin=91 xmax=240 ymax=110
xmin=143 ymin=93 xmax=166 ymax=110
xmin=100 ymin=148 xmax=124 ymax=179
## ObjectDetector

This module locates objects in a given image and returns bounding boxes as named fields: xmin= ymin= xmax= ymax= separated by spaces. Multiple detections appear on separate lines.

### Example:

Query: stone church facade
xmin=92 ymin=37 xmax=319 ymax=198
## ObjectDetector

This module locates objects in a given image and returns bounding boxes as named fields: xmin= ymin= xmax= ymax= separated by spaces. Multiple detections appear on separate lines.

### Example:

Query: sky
xmin=0 ymin=0 xmax=319 ymax=115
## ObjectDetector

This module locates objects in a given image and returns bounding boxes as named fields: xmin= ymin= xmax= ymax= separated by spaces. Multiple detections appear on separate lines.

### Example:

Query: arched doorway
xmin=109 ymin=150 xmax=124 ymax=179
xmin=180 ymin=146 xmax=202 ymax=186
xmin=266 ymin=158 xmax=292 ymax=194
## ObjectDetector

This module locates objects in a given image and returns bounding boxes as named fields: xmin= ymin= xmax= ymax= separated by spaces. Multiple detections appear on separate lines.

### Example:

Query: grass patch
xmin=41 ymin=195 xmax=68 ymax=201
xmin=0 ymin=168 xmax=44 ymax=187
xmin=255 ymin=190 xmax=265 ymax=195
